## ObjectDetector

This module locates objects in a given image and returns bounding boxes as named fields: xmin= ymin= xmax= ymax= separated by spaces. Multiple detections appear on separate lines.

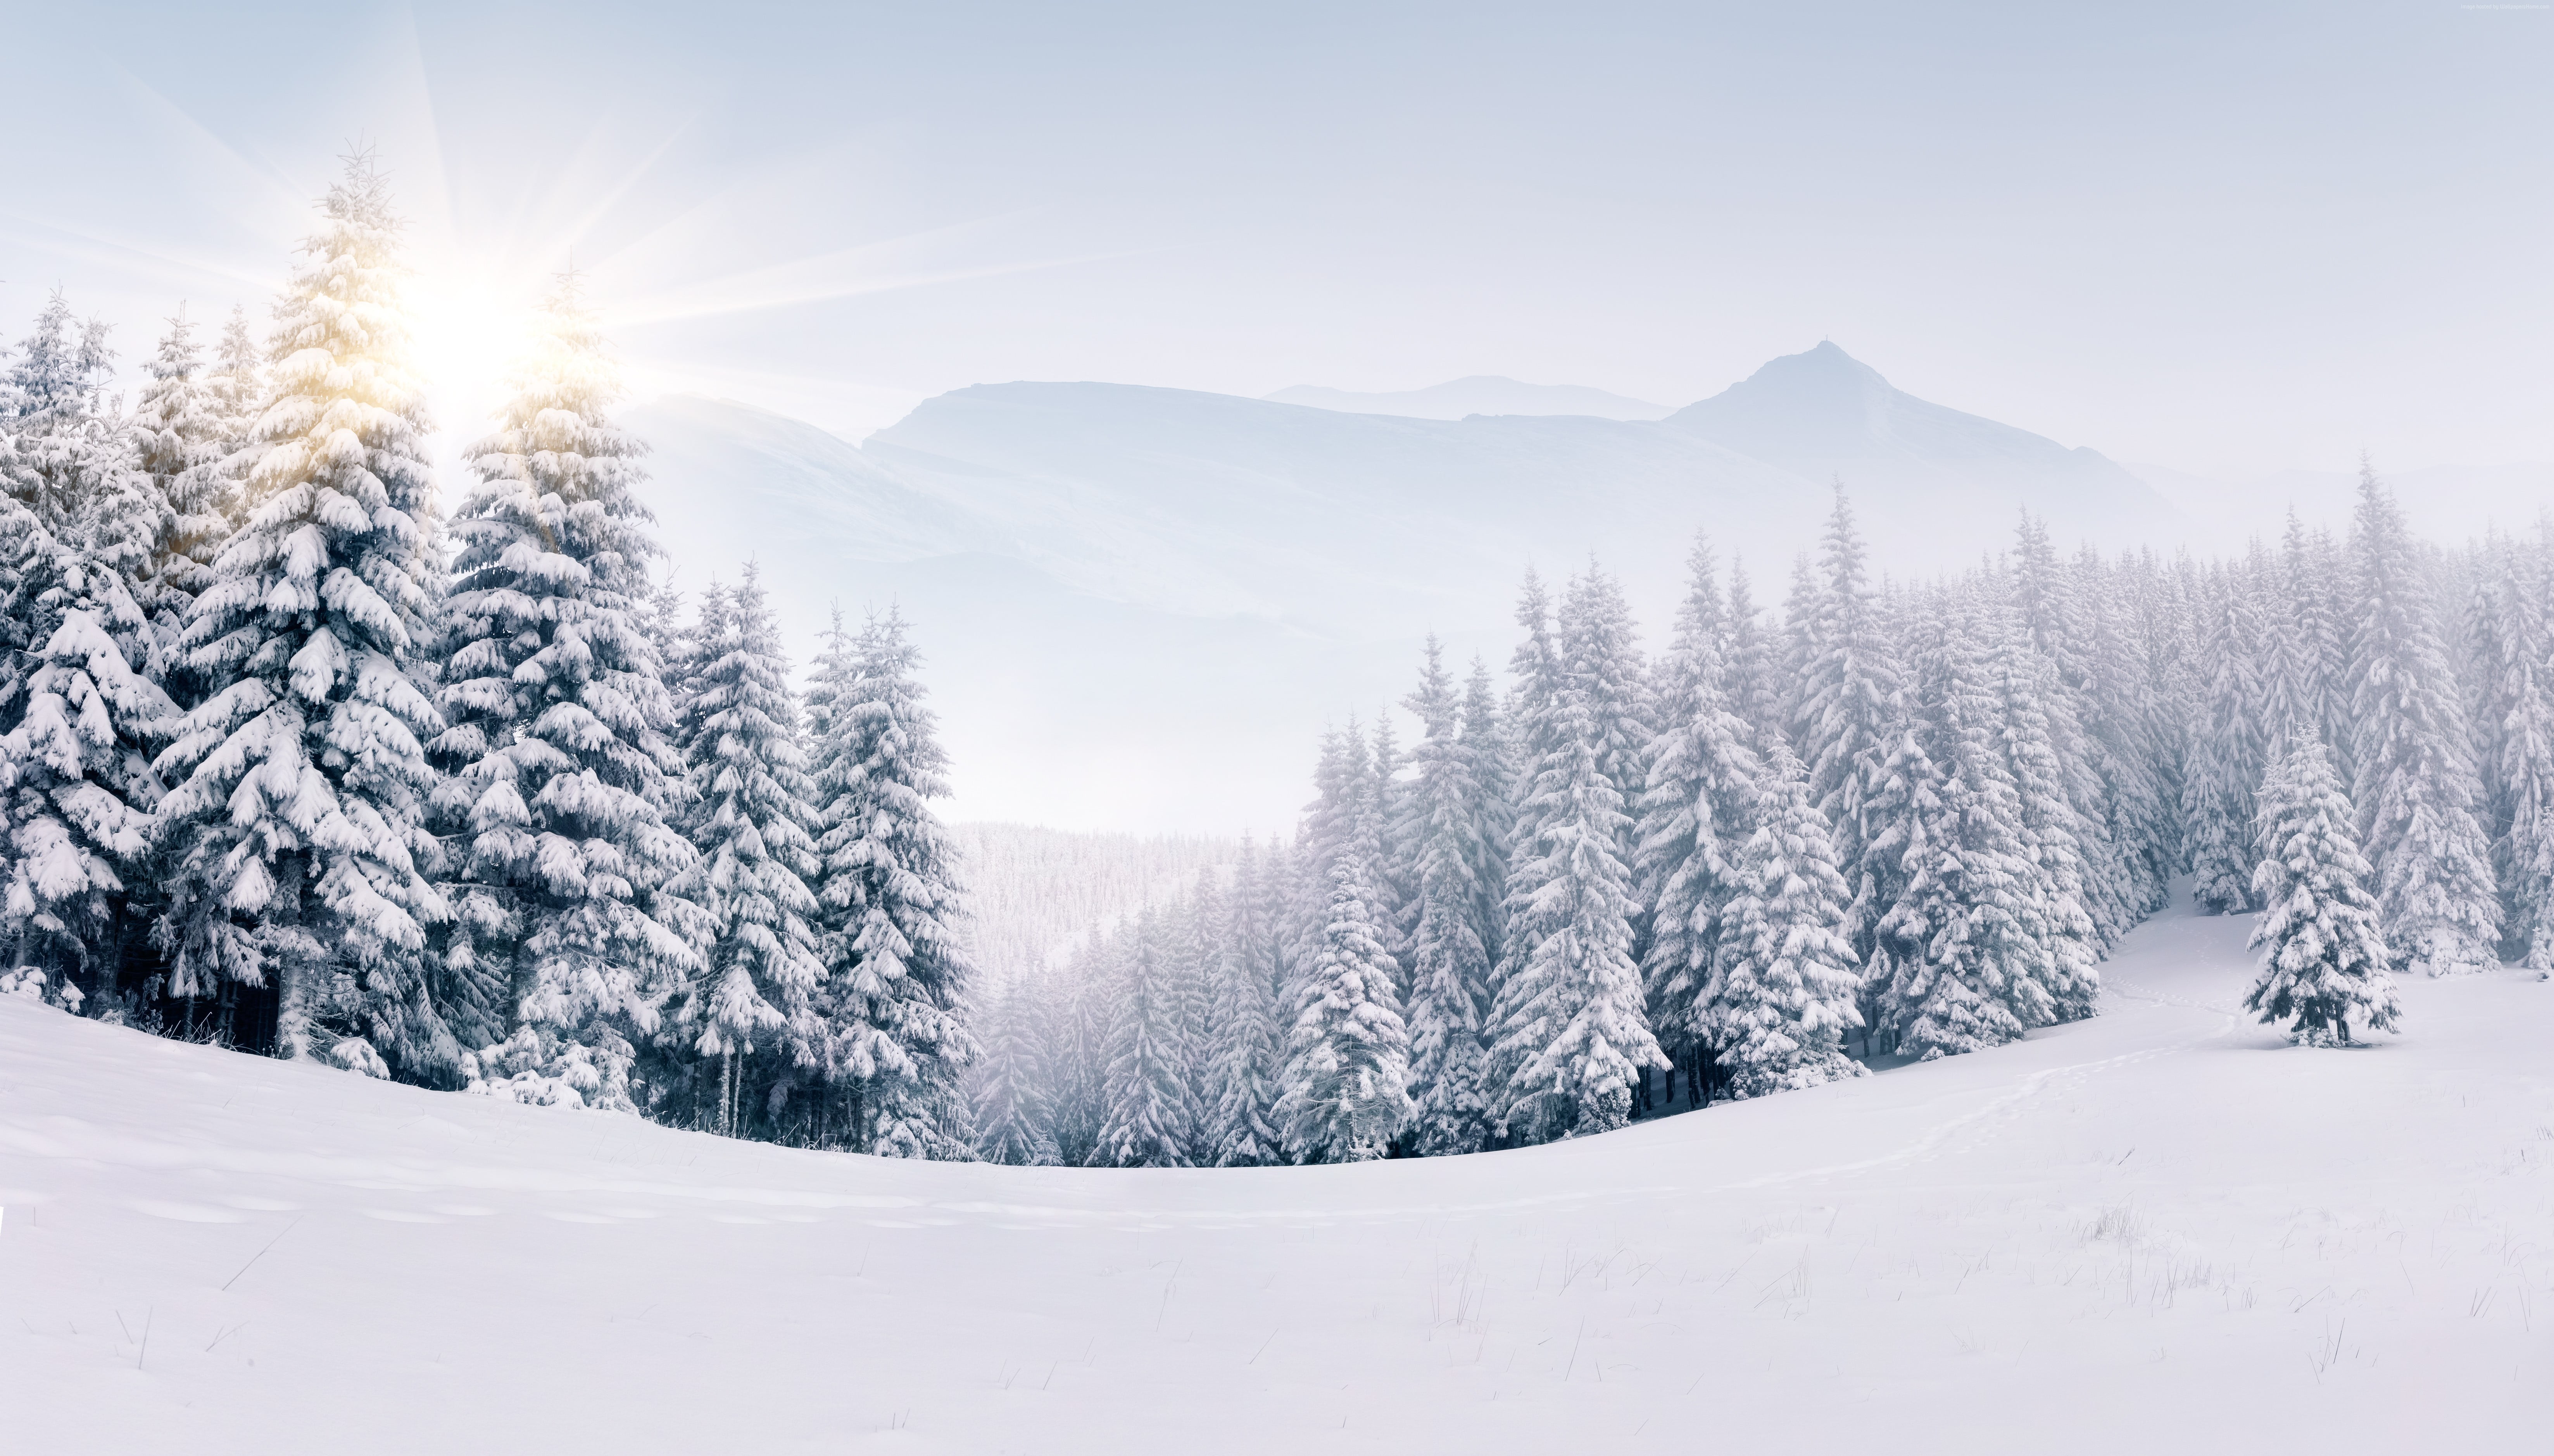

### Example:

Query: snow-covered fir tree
xmin=1276 ymin=854 xmax=1414 ymax=1162
xmin=660 ymin=564 xmax=826 ymax=1135
xmin=1988 ymin=607 xmax=2101 ymax=1020
xmin=430 ymin=276 xmax=704 ymax=1111
xmin=153 ymin=153 xmax=452 ymax=1079
xmin=126 ymin=310 xmax=231 ymax=674
xmin=1633 ymin=537 xmax=1761 ymax=1094
xmin=803 ymin=606 xmax=978 ymax=1156
xmin=1558 ymin=562 xmax=1652 ymax=862
xmin=1395 ymin=638 xmax=1498 ymax=1156
xmin=2245 ymin=732 xmax=2402 ymax=1046
xmin=1095 ymin=904 xmax=1194 ymax=1167
xmin=2184 ymin=567 xmax=2268 ymax=914
xmin=1705 ymin=742 xmax=1867 ymax=1096
xmin=1484 ymin=661 xmax=1666 ymax=1143
xmin=0 ymin=529 xmax=176 ymax=1009
xmin=2471 ymin=530 xmax=2554 ymax=967
xmin=1205 ymin=835 xmax=1284 ymax=1166
xmin=2345 ymin=466 xmax=2500 ymax=974
xmin=1873 ymin=594 xmax=2051 ymax=1059
xmin=973 ymin=976 xmax=1059 ymax=1166
xmin=1794 ymin=489 xmax=1906 ymax=953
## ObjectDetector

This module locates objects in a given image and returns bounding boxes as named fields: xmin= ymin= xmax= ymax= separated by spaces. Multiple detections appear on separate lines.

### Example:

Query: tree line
xmin=975 ymin=471 xmax=2532 ymax=1165
xmin=0 ymin=155 xmax=975 ymax=1156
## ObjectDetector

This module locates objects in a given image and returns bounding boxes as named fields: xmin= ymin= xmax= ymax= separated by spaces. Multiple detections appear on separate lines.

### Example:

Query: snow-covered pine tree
xmin=1046 ymin=941 xmax=1111 ymax=1167
xmin=1396 ymin=637 xmax=1498 ymax=1156
xmin=802 ymin=605 xmax=978 ymax=1156
xmin=1559 ymin=562 xmax=1652 ymax=862
xmin=1205 ymin=834 xmax=1283 ymax=1165
xmin=1988 ymin=605 xmax=2102 ymax=1021
xmin=972 ymin=976 xmax=1059 ymax=1165
xmin=153 ymin=154 xmax=453 ymax=1080
xmin=1633 ymin=537 xmax=1761 ymax=1096
xmin=661 ymin=563 xmax=826 ymax=1135
xmin=0 ymin=516 xmax=177 ymax=1011
xmin=1874 ymin=592 xmax=2051 ymax=1059
xmin=204 ymin=305 xmax=266 ymax=467
xmin=1723 ymin=557 xmax=1785 ymax=750
xmin=1 ymin=291 xmax=124 ymax=539
xmin=2073 ymin=546 xmax=2176 ymax=918
xmin=126 ymin=310 xmax=231 ymax=680
xmin=1794 ymin=488 xmax=1906 ymax=955
xmin=2184 ymin=567 xmax=2268 ymax=914
xmin=1458 ymin=654 xmax=1513 ymax=967
xmin=1484 ymin=666 xmax=1667 ymax=1143
xmin=2012 ymin=515 xmax=2139 ymax=947
xmin=430 ymin=276 xmax=705 ymax=1111
xmin=1179 ymin=870 xmax=1226 ymax=1156
xmin=1289 ymin=722 xmax=1375 ymax=979
xmin=2345 ymin=465 xmax=2500 ymax=974
xmin=1095 ymin=903 xmax=1194 ymax=1167
xmin=2245 ymin=732 xmax=2402 ymax=1046
xmin=1275 ymin=854 xmax=1415 ymax=1162
xmin=1705 ymin=742 xmax=1867 ymax=1096
xmin=2477 ymin=528 xmax=2554 ymax=967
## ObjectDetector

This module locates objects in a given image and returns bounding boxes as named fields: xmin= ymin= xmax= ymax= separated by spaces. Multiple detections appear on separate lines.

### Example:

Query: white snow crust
xmin=3 ymin=893 xmax=2543 ymax=1453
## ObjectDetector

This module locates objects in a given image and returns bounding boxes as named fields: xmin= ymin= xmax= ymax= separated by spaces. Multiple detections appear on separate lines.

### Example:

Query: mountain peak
xmin=1663 ymin=343 xmax=2135 ymax=490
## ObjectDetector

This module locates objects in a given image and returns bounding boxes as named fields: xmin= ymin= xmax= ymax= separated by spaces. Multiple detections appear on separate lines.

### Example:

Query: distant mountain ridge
xmin=624 ymin=343 xmax=2182 ymax=830
xmin=1267 ymin=375 xmax=1672 ymax=421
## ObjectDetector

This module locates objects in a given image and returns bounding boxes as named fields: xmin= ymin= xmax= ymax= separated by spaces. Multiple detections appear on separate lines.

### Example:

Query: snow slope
xmin=5 ymin=897 xmax=2544 ymax=1454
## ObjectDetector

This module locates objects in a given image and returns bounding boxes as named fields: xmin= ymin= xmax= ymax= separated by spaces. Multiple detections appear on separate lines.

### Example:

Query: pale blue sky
xmin=3 ymin=1 xmax=2547 ymax=480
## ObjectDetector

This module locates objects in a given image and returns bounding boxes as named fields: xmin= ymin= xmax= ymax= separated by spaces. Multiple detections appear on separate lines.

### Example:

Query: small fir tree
xmin=2245 ymin=733 xmax=2402 ymax=1046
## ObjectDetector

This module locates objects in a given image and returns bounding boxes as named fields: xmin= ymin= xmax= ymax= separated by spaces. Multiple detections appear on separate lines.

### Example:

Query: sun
xmin=403 ymin=259 xmax=542 ymax=450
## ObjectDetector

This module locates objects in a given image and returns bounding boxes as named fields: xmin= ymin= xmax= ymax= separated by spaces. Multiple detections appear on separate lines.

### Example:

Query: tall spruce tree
xmin=1096 ymin=904 xmax=1194 ymax=1167
xmin=1397 ymin=638 xmax=1498 ymax=1157
xmin=1275 ymin=854 xmax=1415 ymax=1162
xmin=431 ymin=276 xmax=704 ymax=1111
xmin=2246 ymin=733 xmax=2402 ymax=1045
xmin=661 ymin=564 xmax=826 ymax=1135
xmin=1874 ymin=594 xmax=2050 ymax=1059
xmin=2345 ymin=466 xmax=2500 ymax=974
xmin=2184 ymin=568 xmax=2268 ymax=913
xmin=1795 ymin=489 xmax=1905 ymax=954
xmin=804 ymin=606 xmax=978 ymax=1157
xmin=1705 ymin=742 xmax=1867 ymax=1096
xmin=127 ymin=310 xmax=231 ymax=676
xmin=1206 ymin=835 xmax=1284 ymax=1165
xmin=1634 ymin=537 xmax=1761 ymax=1081
xmin=973 ymin=977 xmax=1060 ymax=1165
xmin=2476 ymin=530 xmax=2554 ymax=967
xmin=1484 ymin=667 xmax=1666 ymax=1143
xmin=154 ymin=153 xmax=453 ymax=1079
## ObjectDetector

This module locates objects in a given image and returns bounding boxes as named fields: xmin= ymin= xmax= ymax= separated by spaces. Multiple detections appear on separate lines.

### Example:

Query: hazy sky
xmin=3 ymin=1 xmax=2548 ymax=481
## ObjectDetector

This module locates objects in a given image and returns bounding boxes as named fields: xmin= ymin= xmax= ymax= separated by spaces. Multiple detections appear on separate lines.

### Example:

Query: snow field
xmin=3 ymin=897 xmax=2545 ymax=1454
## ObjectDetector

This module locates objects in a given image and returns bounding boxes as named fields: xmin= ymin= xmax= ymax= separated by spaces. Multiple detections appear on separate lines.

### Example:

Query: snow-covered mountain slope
xmin=5 ymin=898 xmax=2543 ymax=1454
xmin=1265 ymin=375 xmax=1674 ymax=421
xmin=621 ymin=347 xmax=2180 ymax=829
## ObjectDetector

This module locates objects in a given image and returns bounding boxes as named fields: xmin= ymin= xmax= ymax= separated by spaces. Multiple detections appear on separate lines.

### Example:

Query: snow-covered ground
xmin=4 ymin=896 xmax=2545 ymax=1453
